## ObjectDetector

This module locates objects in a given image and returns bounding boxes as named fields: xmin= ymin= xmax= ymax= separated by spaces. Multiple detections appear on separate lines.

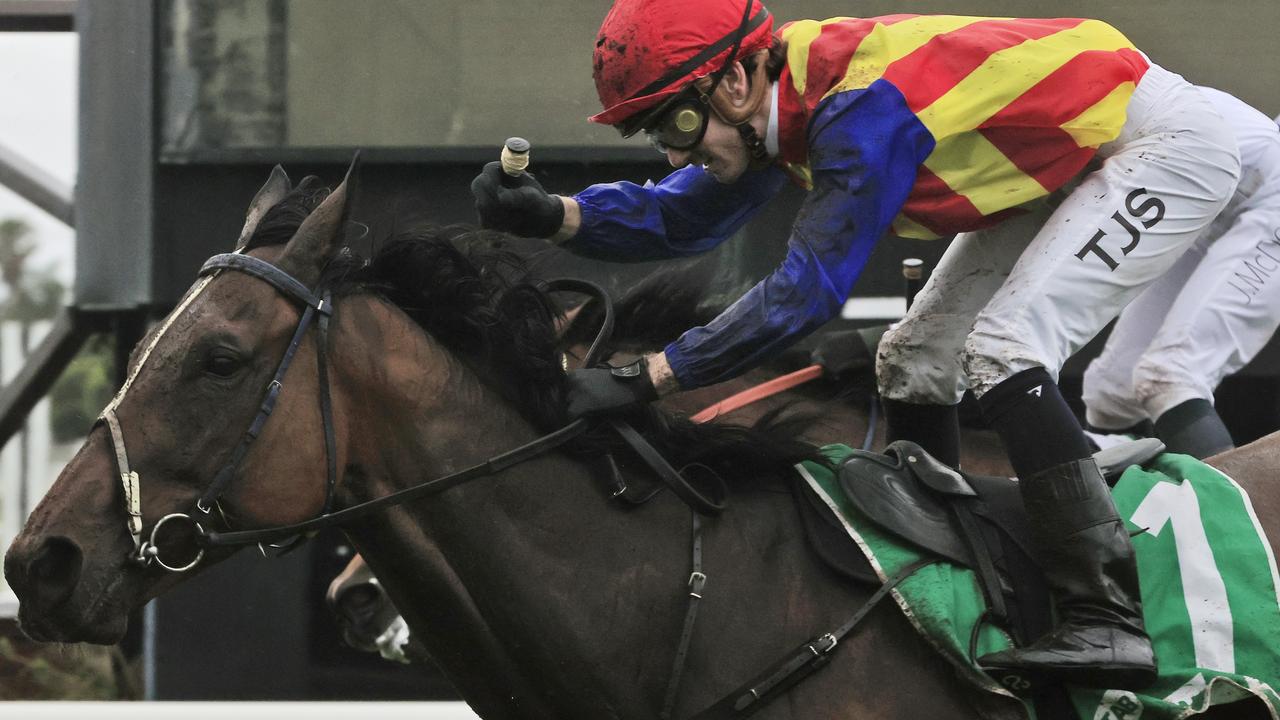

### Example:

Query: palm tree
xmin=0 ymin=219 xmax=33 ymax=302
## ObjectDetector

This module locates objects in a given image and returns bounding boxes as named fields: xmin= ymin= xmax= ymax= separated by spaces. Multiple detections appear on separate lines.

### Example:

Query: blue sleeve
xmin=664 ymin=80 xmax=935 ymax=389
xmin=562 ymin=163 xmax=788 ymax=262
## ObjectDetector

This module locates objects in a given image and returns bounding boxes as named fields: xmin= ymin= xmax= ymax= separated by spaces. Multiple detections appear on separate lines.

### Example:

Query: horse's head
xmin=3 ymin=165 xmax=353 ymax=643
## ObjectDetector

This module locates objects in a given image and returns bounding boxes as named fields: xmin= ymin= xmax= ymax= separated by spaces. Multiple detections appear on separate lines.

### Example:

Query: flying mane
xmin=242 ymin=181 xmax=823 ymax=486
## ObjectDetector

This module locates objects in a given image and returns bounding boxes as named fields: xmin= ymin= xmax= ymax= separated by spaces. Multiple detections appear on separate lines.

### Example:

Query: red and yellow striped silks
xmin=775 ymin=15 xmax=1149 ymax=239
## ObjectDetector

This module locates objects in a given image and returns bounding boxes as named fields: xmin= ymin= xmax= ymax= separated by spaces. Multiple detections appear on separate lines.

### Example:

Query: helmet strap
xmin=736 ymin=123 xmax=770 ymax=167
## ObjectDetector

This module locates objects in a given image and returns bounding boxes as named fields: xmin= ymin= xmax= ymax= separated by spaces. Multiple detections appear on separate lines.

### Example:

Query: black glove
xmin=810 ymin=326 xmax=887 ymax=377
xmin=565 ymin=358 xmax=659 ymax=420
xmin=470 ymin=161 xmax=566 ymax=238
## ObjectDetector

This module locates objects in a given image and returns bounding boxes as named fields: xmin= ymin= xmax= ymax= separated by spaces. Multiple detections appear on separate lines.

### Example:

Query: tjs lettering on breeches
xmin=1083 ymin=86 xmax=1280 ymax=458
xmin=1074 ymin=187 xmax=1167 ymax=271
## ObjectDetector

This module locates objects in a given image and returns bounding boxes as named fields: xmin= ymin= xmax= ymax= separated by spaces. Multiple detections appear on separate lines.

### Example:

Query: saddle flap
xmin=837 ymin=449 xmax=974 ymax=567
xmin=888 ymin=440 xmax=977 ymax=497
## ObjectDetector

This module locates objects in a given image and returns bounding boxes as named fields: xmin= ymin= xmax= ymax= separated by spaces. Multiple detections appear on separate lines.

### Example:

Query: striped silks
xmin=774 ymin=15 xmax=1149 ymax=239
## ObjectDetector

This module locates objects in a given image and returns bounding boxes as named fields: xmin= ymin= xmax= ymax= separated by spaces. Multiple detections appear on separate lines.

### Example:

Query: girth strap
xmin=661 ymin=513 xmax=706 ymax=720
xmin=689 ymin=558 xmax=937 ymax=719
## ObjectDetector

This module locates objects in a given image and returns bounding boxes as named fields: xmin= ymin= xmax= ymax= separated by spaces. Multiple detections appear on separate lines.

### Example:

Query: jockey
xmin=1082 ymin=89 xmax=1280 ymax=460
xmin=469 ymin=0 xmax=1242 ymax=688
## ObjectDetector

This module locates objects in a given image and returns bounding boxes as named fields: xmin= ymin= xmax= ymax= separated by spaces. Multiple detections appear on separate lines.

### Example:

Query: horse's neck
xmin=333 ymin=303 xmax=991 ymax=718
xmin=330 ymin=300 xmax=681 ymax=710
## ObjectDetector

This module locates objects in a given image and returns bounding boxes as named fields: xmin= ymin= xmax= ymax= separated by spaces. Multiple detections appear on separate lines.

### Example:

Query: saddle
xmin=794 ymin=438 xmax=1164 ymax=645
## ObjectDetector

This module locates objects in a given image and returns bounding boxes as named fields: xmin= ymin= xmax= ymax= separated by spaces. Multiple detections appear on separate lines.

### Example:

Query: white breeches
xmin=1082 ymin=90 xmax=1280 ymax=428
xmin=877 ymin=63 xmax=1242 ymax=405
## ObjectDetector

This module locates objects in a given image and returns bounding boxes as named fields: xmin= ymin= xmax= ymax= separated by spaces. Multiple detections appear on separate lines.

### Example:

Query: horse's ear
xmin=236 ymin=165 xmax=292 ymax=250
xmin=279 ymin=153 xmax=360 ymax=286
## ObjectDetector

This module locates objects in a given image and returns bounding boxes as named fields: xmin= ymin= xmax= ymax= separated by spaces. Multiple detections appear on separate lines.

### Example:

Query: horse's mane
xmin=244 ymin=182 xmax=822 ymax=482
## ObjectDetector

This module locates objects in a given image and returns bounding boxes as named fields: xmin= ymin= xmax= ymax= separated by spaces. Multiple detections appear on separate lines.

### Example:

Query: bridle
xmin=101 ymin=250 xmax=619 ymax=573
xmin=102 ymin=244 xmax=933 ymax=719
xmin=101 ymin=250 xmax=339 ymax=571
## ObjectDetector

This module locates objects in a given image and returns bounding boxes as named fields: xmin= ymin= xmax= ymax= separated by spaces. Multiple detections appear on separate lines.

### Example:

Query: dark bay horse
xmin=16 ymin=167 xmax=1275 ymax=718
xmin=3 ymin=169 xmax=1023 ymax=719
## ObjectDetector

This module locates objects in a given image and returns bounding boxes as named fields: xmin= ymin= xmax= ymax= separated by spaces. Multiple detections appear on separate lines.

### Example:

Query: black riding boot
xmin=1154 ymin=398 xmax=1234 ymax=460
xmin=978 ymin=457 xmax=1156 ymax=689
xmin=882 ymin=399 xmax=961 ymax=468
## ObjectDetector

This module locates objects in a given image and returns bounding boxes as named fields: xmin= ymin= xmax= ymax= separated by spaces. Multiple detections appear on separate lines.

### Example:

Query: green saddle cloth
xmin=796 ymin=445 xmax=1280 ymax=719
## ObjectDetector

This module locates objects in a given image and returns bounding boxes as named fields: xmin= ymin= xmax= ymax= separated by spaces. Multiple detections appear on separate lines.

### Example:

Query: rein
xmin=110 ymin=247 xmax=916 ymax=718
xmin=107 ymin=253 xmax=714 ymax=562
xmin=197 ymin=264 xmax=610 ymax=551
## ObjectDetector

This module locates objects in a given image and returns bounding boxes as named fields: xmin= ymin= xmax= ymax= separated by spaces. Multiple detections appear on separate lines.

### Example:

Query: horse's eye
xmin=204 ymin=349 xmax=242 ymax=378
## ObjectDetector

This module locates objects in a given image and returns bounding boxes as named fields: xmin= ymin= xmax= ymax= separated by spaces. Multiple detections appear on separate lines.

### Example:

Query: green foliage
xmin=0 ymin=215 xmax=106 ymax=442
xmin=0 ymin=217 xmax=64 ymax=322
xmin=48 ymin=335 xmax=115 ymax=443
xmin=3 ymin=275 xmax=64 ymax=323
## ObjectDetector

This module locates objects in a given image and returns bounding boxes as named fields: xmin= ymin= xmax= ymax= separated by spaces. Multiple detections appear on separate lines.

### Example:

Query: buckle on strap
xmin=811 ymin=633 xmax=837 ymax=656
xmin=688 ymin=571 xmax=707 ymax=599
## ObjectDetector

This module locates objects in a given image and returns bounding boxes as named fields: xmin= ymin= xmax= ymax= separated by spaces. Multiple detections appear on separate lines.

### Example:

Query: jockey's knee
xmin=874 ymin=324 xmax=908 ymax=395
xmin=1131 ymin=358 xmax=1212 ymax=422
xmin=1081 ymin=361 xmax=1146 ymax=431
xmin=876 ymin=323 xmax=965 ymax=404
xmin=960 ymin=330 xmax=1045 ymax=399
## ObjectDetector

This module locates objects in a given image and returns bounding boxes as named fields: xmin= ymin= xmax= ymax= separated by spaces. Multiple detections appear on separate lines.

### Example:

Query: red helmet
xmin=589 ymin=0 xmax=774 ymax=129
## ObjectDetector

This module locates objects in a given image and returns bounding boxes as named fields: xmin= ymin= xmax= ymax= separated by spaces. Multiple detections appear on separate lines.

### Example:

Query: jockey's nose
xmin=666 ymin=148 xmax=693 ymax=168
xmin=5 ymin=535 xmax=83 ymax=610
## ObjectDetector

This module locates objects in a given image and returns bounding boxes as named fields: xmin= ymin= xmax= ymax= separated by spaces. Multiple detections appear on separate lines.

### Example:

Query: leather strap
xmin=200 ymin=253 xmax=328 ymax=311
xmin=660 ymin=513 xmax=706 ymax=719
xmin=690 ymin=558 xmax=936 ymax=719
xmin=198 ymin=298 xmax=326 ymax=512
xmin=104 ymin=409 xmax=143 ymax=556
xmin=202 ymin=418 xmax=592 ymax=546
xmin=316 ymin=292 xmax=338 ymax=513
xmin=610 ymin=418 xmax=726 ymax=515
xmin=951 ymin=502 xmax=1008 ymax=622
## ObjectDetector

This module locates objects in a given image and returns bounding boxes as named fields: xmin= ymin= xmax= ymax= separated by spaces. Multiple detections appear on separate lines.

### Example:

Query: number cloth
xmin=797 ymin=445 xmax=1280 ymax=719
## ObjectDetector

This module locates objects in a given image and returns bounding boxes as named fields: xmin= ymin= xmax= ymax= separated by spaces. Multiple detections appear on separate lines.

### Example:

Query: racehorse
xmin=8 ymin=168 xmax=1270 ymax=718
xmin=3 ymin=168 xmax=1017 ymax=719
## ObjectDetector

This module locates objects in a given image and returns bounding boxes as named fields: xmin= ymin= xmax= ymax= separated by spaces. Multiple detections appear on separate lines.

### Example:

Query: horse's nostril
xmin=28 ymin=536 xmax=83 ymax=608
xmin=342 ymin=583 xmax=382 ymax=611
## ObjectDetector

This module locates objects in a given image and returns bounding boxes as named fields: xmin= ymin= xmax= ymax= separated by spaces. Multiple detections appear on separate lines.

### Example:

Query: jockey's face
xmin=662 ymin=112 xmax=752 ymax=184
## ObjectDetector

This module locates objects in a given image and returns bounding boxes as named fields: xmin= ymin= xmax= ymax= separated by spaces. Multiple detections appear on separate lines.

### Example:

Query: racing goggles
xmin=642 ymin=89 xmax=711 ymax=153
